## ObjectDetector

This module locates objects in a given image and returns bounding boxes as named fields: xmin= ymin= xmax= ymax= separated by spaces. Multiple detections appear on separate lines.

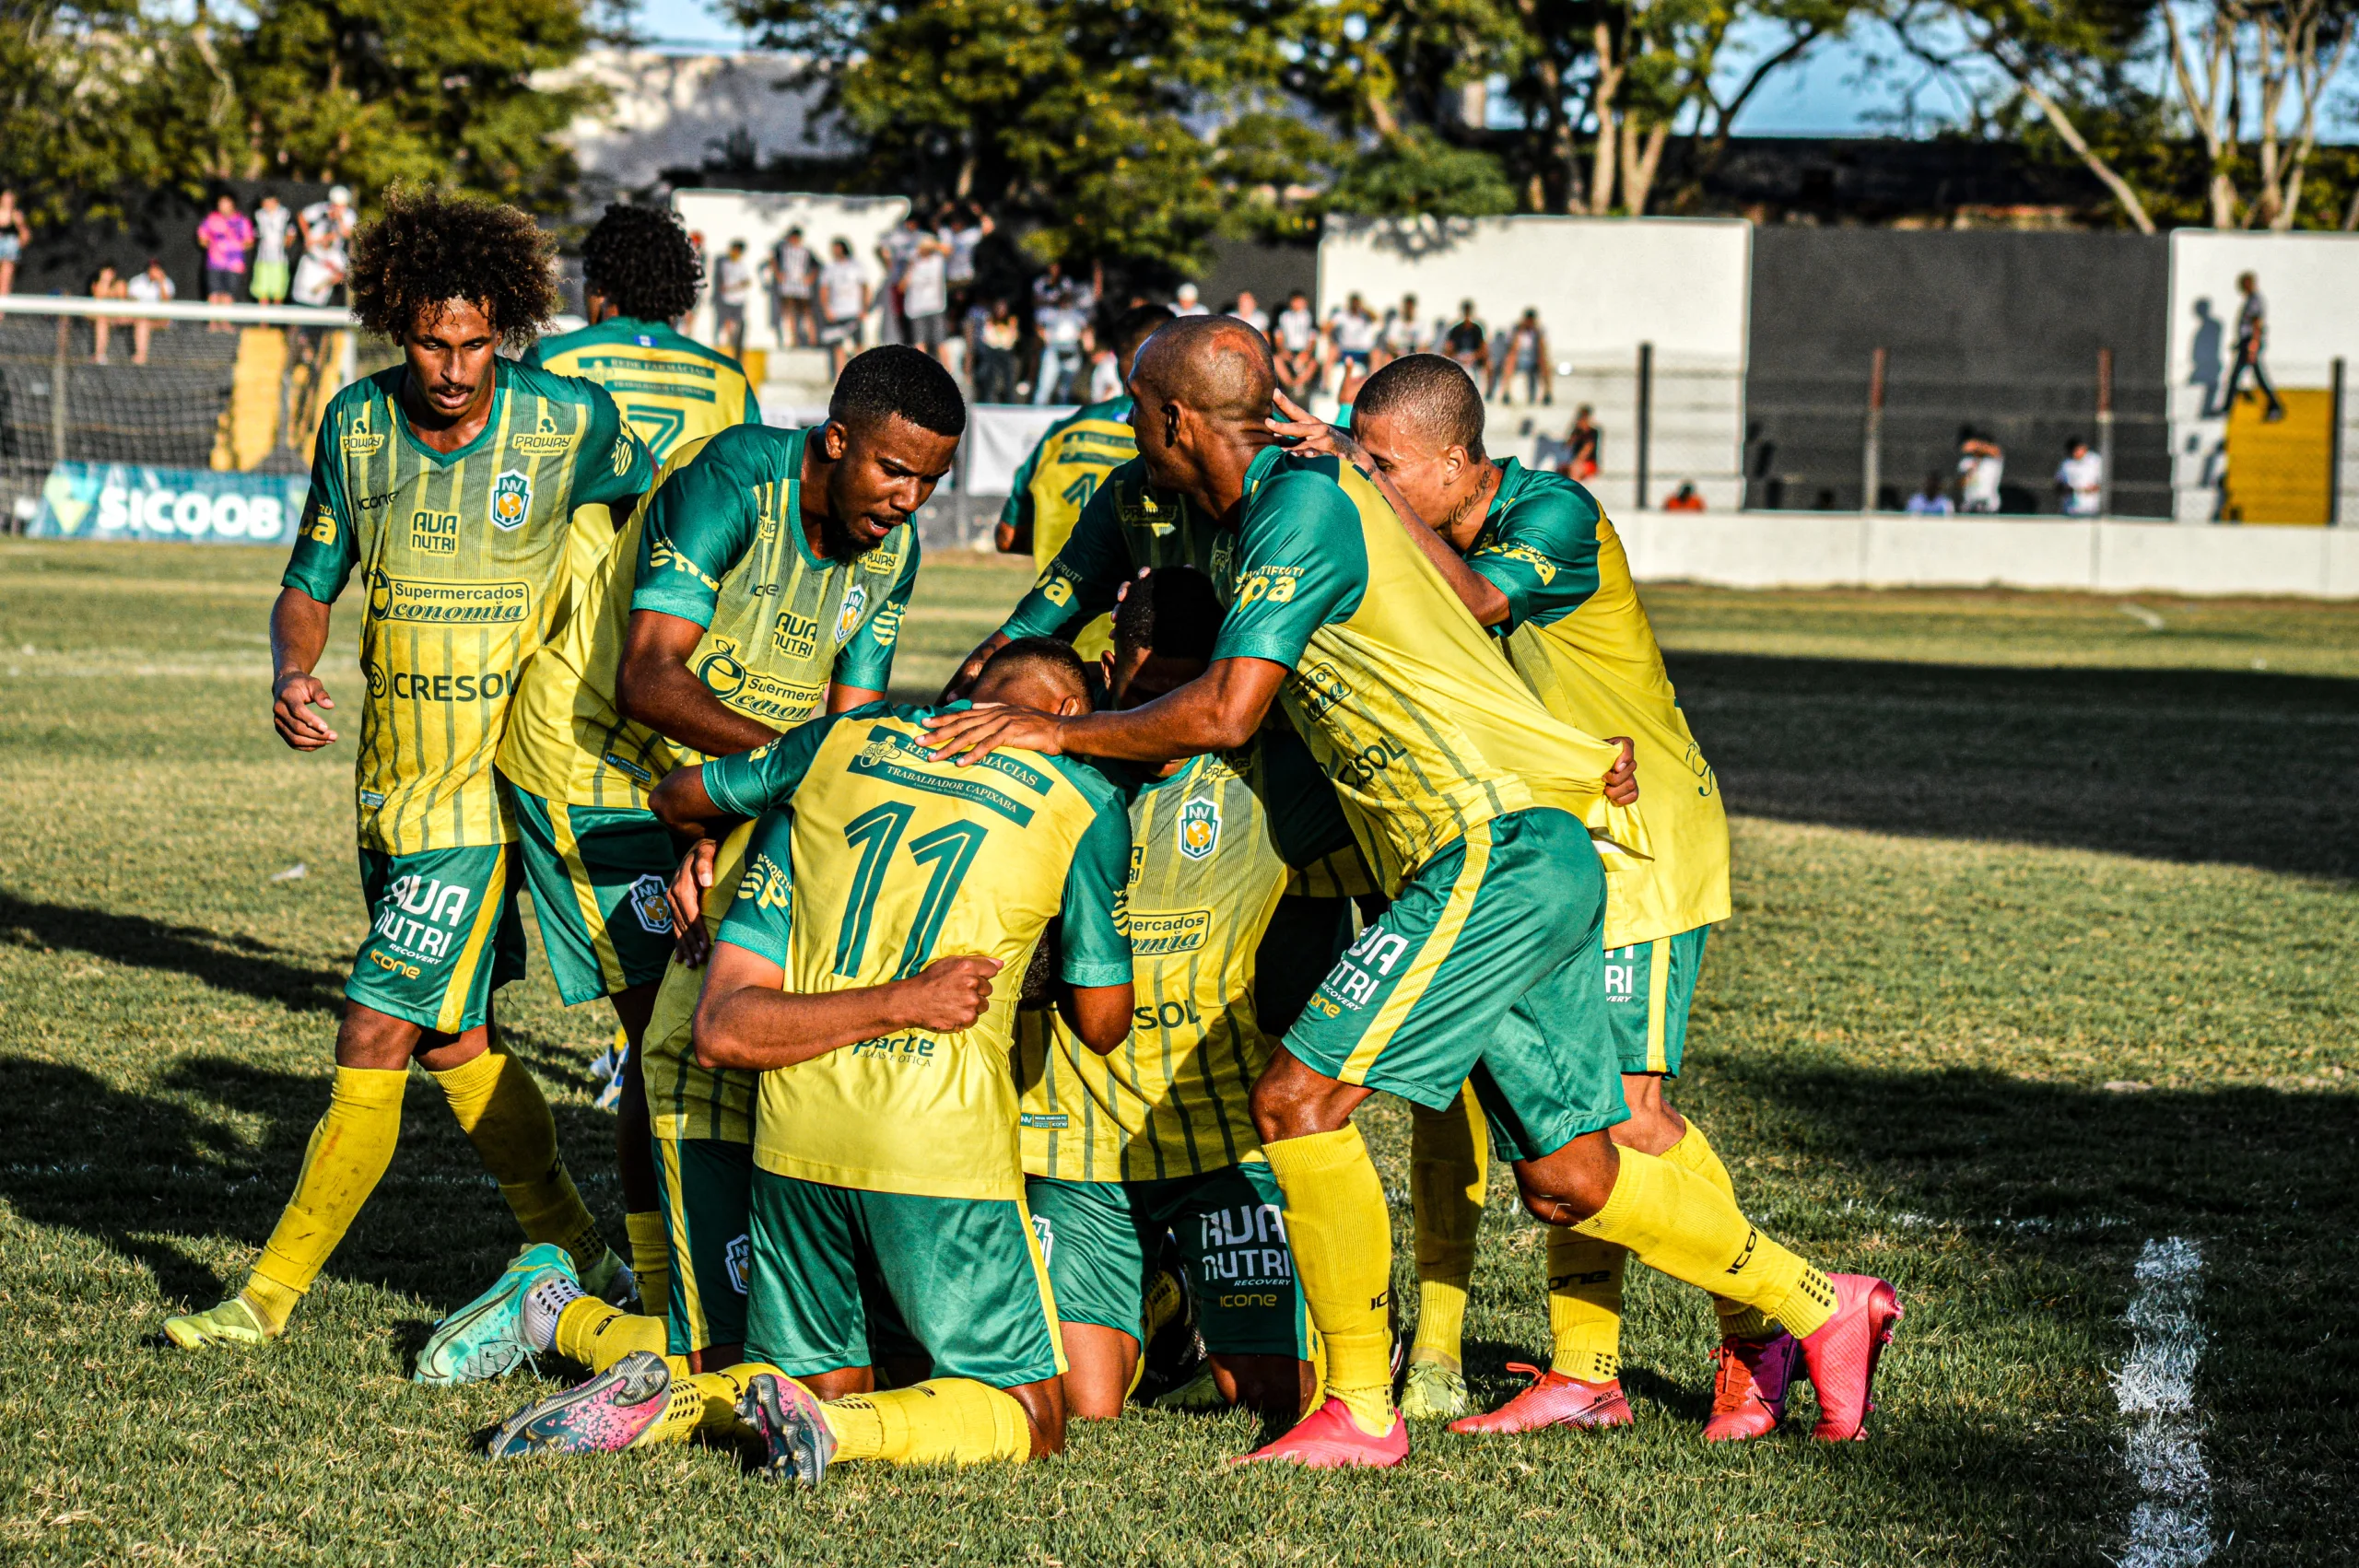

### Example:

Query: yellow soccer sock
xmin=1263 ymin=1125 xmax=1397 ymax=1435
xmin=1574 ymin=1147 xmax=1838 ymax=1340
xmin=553 ymin=1296 xmax=670 ymax=1372
xmin=1660 ymin=1121 xmax=1778 ymax=1340
xmin=1544 ymin=1229 xmax=1626 ymax=1382
xmin=245 ymin=1065 xmax=408 ymax=1331
xmin=622 ymin=1364 xmax=757 ymax=1447
xmin=625 ymin=1210 xmax=670 ymax=1314
xmin=1406 ymin=1085 xmax=1487 ymax=1371
xmin=820 ymin=1379 xmax=1031 ymax=1465
xmin=429 ymin=1052 xmax=605 ymax=1272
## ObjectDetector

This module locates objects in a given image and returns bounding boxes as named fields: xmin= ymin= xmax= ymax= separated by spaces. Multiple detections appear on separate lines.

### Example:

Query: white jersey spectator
xmin=1173 ymin=282 xmax=1209 ymax=317
xmin=1956 ymin=431 xmax=2004 ymax=513
xmin=2055 ymin=439 xmax=2104 ymax=517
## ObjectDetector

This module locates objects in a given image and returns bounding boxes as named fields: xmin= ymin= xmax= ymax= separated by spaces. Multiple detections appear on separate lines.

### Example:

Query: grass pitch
xmin=1 ymin=542 xmax=2353 ymax=1565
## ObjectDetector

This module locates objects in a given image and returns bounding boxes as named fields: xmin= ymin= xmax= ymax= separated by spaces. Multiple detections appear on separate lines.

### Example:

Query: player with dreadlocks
xmin=162 ymin=186 xmax=656 ymax=1349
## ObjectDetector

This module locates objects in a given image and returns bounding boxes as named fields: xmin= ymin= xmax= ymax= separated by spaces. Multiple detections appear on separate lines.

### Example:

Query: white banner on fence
xmin=966 ymin=404 xmax=1080 ymax=496
xmin=29 ymin=462 xmax=308 ymax=544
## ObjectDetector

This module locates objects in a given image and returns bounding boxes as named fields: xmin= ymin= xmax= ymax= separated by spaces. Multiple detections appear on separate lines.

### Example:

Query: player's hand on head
xmin=271 ymin=672 xmax=338 ymax=751
xmin=921 ymin=704 xmax=1065 ymax=766
xmin=1602 ymin=736 xmax=1638 ymax=805
xmin=904 ymin=954 xmax=1002 ymax=1032
xmin=668 ymin=837 xmax=720 ymax=965
xmin=1266 ymin=391 xmax=1365 ymax=468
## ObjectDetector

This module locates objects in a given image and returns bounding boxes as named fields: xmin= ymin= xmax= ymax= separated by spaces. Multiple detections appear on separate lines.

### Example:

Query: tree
xmin=2165 ymin=0 xmax=2355 ymax=228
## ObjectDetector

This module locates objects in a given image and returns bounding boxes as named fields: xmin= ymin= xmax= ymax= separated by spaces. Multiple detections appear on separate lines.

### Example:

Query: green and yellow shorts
xmin=1027 ymin=1163 xmax=1311 ymax=1361
xmin=1285 ymin=806 xmax=1627 ymax=1162
xmin=347 ymin=843 xmax=526 ymax=1034
xmin=506 ymin=779 xmax=678 ymax=1006
xmin=1604 ymin=926 xmax=1711 ymax=1078
xmin=743 ymin=1170 xmax=1065 ymax=1387
xmin=651 ymin=1132 xmax=753 ymax=1356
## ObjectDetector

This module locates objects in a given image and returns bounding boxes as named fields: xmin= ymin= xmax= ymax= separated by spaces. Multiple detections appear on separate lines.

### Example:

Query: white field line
xmin=2115 ymin=1236 xmax=2212 ymax=1568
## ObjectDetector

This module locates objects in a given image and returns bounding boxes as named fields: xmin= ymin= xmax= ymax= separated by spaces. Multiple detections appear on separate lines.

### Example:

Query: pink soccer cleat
xmin=1703 ymin=1330 xmax=1802 ymax=1442
xmin=1231 ymin=1395 xmax=1409 ymax=1469
xmin=1447 ymin=1363 xmax=1634 ymax=1434
xmin=1798 ymin=1274 xmax=1902 ymax=1441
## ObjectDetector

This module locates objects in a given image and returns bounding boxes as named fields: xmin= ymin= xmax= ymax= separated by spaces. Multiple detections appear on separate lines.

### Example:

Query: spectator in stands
xmin=0 ymin=190 xmax=30 ymax=298
xmin=1173 ymin=282 xmax=1209 ymax=317
xmin=817 ymin=236 xmax=870 ymax=373
xmin=125 ymin=256 xmax=175 ymax=366
xmin=972 ymin=297 xmax=1020 ymax=403
xmin=1327 ymin=292 xmax=1378 ymax=391
xmin=1086 ymin=324 xmax=1123 ymax=403
xmin=711 ymin=239 xmax=753 ymax=355
xmin=1490 ymin=307 xmax=1553 ymax=406
xmin=88 ymin=263 xmax=127 ymax=364
xmin=1956 ymin=427 xmax=2004 ymax=513
xmin=291 ymin=187 xmax=355 ymax=308
xmin=1664 ymin=480 xmax=1705 ymax=511
xmin=944 ymin=205 xmax=985 ymax=318
xmin=250 ymin=194 xmax=291 ymax=305
xmin=901 ymin=227 xmax=951 ymax=367
xmin=879 ymin=212 xmax=924 ymax=342
xmin=1273 ymin=289 xmax=1320 ymax=400
xmin=196 ymin=195 xmax=254 ymax=328
xmin=1442 ymin=298 xmax=1488 ymax=381
xmin=2224 ymin=270 xmax=2285 ymax=423
xmin=1030 ymin=260 xmax=1097 ymax=404
xmin=768 ymin=227 xmax=815 ymax=347
xmin=1560 ymin=404 xmax=1601 ymax=481
xmin=1907 ymin=471 xmax=1954 ymax=515
xmin=1227 ymin=289 xmax=1269 ymax=335
xmin=2056 ymin=436 xmax=2104 ymax=517
xmin=1378 ymin=293 xmax=1422 ymax=366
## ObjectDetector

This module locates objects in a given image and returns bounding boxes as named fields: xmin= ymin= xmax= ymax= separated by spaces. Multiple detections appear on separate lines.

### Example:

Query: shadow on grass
xmin=0 ymin=888 xmax=348 ymax=1015
xmin=1671 ymin=654 xmax=2359 ymax=880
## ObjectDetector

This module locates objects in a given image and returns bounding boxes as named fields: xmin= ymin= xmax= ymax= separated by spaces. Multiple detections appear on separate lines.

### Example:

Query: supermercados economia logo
xmin=367 ymin=570 xmax=531 ymax=624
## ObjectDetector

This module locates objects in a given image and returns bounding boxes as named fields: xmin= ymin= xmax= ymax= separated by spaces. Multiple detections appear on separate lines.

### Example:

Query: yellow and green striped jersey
xmin=708 ymin=702 xmax=1133 ymax=1201
xmin=1016 ymin=733 xmax=1360 ymax=1183
xmin=999 ymin=397 xmax=1140 ymax=653
xmin=1466 ymin=460 xmax=1730 ymax=947
xmin=1213 ymin=445 xmax=1641 ymax=894
xmin=281 ymin=361 xmax=653 ymax=854
xmin=497 ymin=424 xmax=918 ymax=811
xmin=997 ymin=455 xmax=1228 ymax=644
xmin=524 ymin=315 xmax=760 ymax=467
xmin=641 ymin=821 xmax=757 ymax=1143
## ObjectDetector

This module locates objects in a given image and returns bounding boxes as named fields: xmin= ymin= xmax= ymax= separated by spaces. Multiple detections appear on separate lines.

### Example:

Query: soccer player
xmin=418 ymin=346 xmax=961 ymax=1379
xmin=1275 ymin=356 xmax=1782 ymax=1438
xmin=922 ymin=316 xmax=1901 ymax=1467
xmin=993 ymin=305 xmax=1175 ymax=657
xmin=161 ymin=189 xmax=655 ymax=1349
xmin=481 ymin=639 xmax=1133 ymax=1482
xmin=1021 ymin=567 xmax=1356 ymax=1425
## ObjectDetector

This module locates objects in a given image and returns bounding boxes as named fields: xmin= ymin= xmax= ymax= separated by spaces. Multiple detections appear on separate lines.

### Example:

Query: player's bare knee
xmin=1249 ymin=1055 xmax=1359 ymax=1143
xmin=1512 ymin=1135 xmax=1618 ymax=1225
xmin=1011 ymin=1378 xmax=1067 ymax=1457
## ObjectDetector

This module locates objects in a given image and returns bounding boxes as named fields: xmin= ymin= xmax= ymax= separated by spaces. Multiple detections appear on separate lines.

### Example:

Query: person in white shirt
xmin=1173 ymin=282 xmax=1209 ymax=317
xmin=1227 ymin=288 xmax=1268 ymax=335
xmin=901 ymin=230 xmax=951 ymax=364
xmin=1273 ymin=289 xmax=1319 ymax=397
xmin=291 ymin=185 xmax=355 ymax=308
xmin=768 ymin=227 xmax=815 ymax=347
xmin=250 ymin=195 xmax=294 ymax=304
xmin=124 ymin=256 xmax=176 ymax=366
xmin=1956 ymin=428 xmax=2004 ymax=513
xmin=711 ymin=239 xmax=753 ymax=355
xmin=1327 ymin=293 xmax=1379 ymax=385
xmin=1086 ymin=333 xmax=1123 ymax=402
xmin=1378 ymin=293 xmax=1422 ymax=364
xmin=2055 ymin=437 xmax=2104 ymax=517
xmin=1905 ymin=471 xmax=1954 ymax=515
xmin=1029 ymin=260 xmax=1097 ymax=404
xmin=817 ymin=237 xmax=871 ymax=373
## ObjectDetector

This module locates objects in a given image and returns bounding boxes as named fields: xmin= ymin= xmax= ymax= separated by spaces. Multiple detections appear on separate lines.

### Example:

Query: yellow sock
xmin=245 ymin=1065 xmax=408 ymax=1331
xmin=820 ymin=1378 xmax=1031 ymax=1465
xmin=625 ymin=1210 xmax=670 ymax=1315
xmin=1406 ymin=1085 xmax=1487 ymax=1370
xmin=620 ymin=1363 xmax=766 ymax=1446
xmin=1575 ymin=1147 xmax=1838 ymax=1340
xmin=1659 ymin=1121 xmax=1778 ymax=1340
xmin=1544 ymin=1230 xmax=1625 ymax=1382
xmin=1263 ymin=1125 xmax=1396 ymax=1435
xmin=554 ymin=1296 xmax=670 ymax=1372
xmin=429 ymin=1052 xmax=604 ymax=1272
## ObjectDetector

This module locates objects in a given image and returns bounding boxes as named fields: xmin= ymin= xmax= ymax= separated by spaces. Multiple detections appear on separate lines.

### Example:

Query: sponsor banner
xmin=28 ymin=462 xmax=308 ymax=545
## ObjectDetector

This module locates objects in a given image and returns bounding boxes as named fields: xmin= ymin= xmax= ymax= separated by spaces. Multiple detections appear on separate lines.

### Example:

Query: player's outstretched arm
xmin=922 ymin=656 xmax=1287 ymax=766
xmin=268 ymin=587 xmax=338 ymax=750
xmin=617 ymin=609 xmax=785 ymax=757
xmin=694 ymin=943 xmax=1002 ymax=1070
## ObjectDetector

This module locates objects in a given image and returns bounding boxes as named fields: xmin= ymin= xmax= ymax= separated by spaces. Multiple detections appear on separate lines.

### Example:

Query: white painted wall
xmin=1318 ymin=216 xmax=1751 ymax=515
xmin=2165 ymin=230 xmax=2359 ymax=522
xmin=670 ymin=189 xmax=910 ymax=352
xmin=539 ymin=51 xmax=849 ymax=204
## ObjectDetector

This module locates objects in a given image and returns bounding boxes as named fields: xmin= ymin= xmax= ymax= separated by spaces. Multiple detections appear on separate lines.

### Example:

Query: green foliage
xmin=1328 ymin=125 xmax=1518 ymax=216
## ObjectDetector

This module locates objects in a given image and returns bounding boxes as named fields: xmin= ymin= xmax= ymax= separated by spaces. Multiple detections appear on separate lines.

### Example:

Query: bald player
xmin=921 ymin=317 xmax=1900 ymax=1468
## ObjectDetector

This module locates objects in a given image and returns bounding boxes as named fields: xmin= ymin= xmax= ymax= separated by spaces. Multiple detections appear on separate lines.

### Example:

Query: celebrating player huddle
xmin=158 ymin=190 xmax=1898 ymax=1480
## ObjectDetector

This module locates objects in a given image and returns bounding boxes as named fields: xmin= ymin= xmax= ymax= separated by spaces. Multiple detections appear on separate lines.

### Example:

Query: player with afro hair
xmin=580 ymin=203 xmax=703 ymax=326
xmin=346 ymin=184 xmax=560 ymax=350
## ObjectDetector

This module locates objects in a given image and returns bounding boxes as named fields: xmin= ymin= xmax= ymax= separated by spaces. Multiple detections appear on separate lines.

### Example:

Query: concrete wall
xmin=1317 ymin=216 xmax=1752 ymax=515
xmin=541 ymin=51 xmax=848 ymax=207
xmin=2165 ymin=230 xmax=2359 ymax=522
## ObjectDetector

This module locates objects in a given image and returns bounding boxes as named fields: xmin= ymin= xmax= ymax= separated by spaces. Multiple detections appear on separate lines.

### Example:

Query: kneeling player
xmin=482 ymin=640 xmax=1134 ymax=1481
xmin=1020 ymin=568 xmax=1359 ymax=1424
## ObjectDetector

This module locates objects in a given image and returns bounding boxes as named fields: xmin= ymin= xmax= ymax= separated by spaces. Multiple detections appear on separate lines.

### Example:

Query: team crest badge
xmin=489 ymin=470 xmax=533 ymax=530
xmin=1178 ymin=796 xmax=1221 ymax=860
xmin=834 ymin=582 xmax=869 ymax=643
xmin=724 ymin=1233 xmax=752 ymax=1294
xmin=626 ymin=874 xmax=673 ymax=935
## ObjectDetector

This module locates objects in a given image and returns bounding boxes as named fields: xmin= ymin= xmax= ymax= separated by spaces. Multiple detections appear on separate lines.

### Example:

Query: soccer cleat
xmin=589 ymin=1032 xmax=628 ymax=1112
xmin=1151 ymin=1364 xmax=1227 ymax=1411
xmin=1230 ymin=1396 xmax=1408 ymax=1469
xmin=486 ymin=1350 xmax=673 ymax=1459
xmin=1447 ymin=1363 xmax=1633 ymax=1434
xmin=1704 ymin=1330 xmax=1802 ymax=1443
xmin=736 ymin=1372 xmax=838 ymax=1488
xmin=1399 ymin=1360 xmax=1471 ymax=1422
xmin=579 ymin=1246 xmax=636 ymax=1309
xmin=161 ymin=1293 xmax=278 ymax=1349
xmin=415 ymin=1242 xmax=575 ymax=1386
xmin=1797 ymin=1274 xmax=1902 ymax=1442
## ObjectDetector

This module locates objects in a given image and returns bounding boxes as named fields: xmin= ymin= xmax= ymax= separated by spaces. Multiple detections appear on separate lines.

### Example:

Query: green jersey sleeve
xmin=569 ymin=385 xmax=655 ymax=510
xmin=714 ymin=809 xmax=796 ymax=965
xmin=1467 ymin=479 xmax=1602 ymax=633
xmin=831 ymin=536 xmax=920 ymax=694
xmin=1211 ymin=465 xmax=1367 ymax=668
xmin=999 ymin=476 xmax=1129 ymax=640
xmin=997 ymin=433 xmax=1046 ymax=541
xmin=742 ymin=383 xmax=764 ymax=426
xmin=519 ymin=340 xmax=546 ymax=370
xmin=1058 ymin=784 xmax=1135 ymax=988
xmin=281 ymin=409 xmax=358 ymax=602
xmin=701 ymin=706 xmax=872 ymax=818
xmin=631 ymin=430 xmax=764 ymax=626
xmin=1257 ymin=730 xmax=1357 ymax=868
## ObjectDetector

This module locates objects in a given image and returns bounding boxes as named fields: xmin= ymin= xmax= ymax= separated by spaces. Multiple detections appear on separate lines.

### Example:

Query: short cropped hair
xmin=1112 ymin=566 xmax=1223 ymax=664
xmin=977 ymin=635 xmax=1090 ymax=703
xmin=831 ymin=345 xmax=968 ymax=438
xmin=1353 ymin=353 xmax=1486 ymax=459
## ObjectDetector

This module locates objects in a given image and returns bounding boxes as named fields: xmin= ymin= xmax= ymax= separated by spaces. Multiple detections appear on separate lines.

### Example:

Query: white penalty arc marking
xmin=2114 ymin=1236 xmax=2212 ymax=1568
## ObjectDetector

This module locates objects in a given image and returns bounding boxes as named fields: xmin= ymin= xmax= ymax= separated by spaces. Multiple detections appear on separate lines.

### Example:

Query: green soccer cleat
xmin=579 ymin=1246 xmax=636 ymax=1310
xmin=161 ymin=1293 xmax=278 ymax=1350
xmin=415 ymin=1243 xmax=575 ymax=1386
xmin=1400 ymin=1360 xmax=1472 ymax=1422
